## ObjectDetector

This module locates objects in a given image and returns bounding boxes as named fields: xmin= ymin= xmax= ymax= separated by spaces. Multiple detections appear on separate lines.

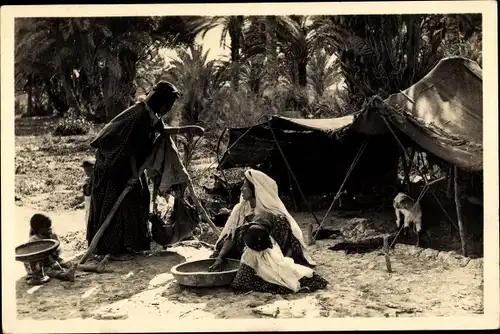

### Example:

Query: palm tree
xmin=244 ymin=16 xmax=304 ymax=88
xmin=15 ymin=16 xmax=203 ymax=121
xmin=310 ymin=14 xmax=482 ymax=111
xmin=191 ymin=16 xmax=245 ymax=91
xmin=307 ymin=49 xmax=341 ymax=99
xmin=166 ymin=44 xmax=225 ymax=165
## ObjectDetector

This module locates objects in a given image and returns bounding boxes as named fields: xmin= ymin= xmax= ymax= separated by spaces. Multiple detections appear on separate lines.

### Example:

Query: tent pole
xmin=312 ymin=141 xmax=368 ymax=242
xmin=215 ymin=127 xmax=234 ymax=203
xmin=200 ymin=115 xmax=268 ymax=175
xmin=417 ymin=153 xmax=460 ymax=234
xmin=401 ymin=156 xmax=412 ymax=194
xmin=380 ymin=115 xmax=411 ymax=193
xmin=447 ymin=164 xmax=453 ymax=198
xmin=288 ymin=170 xmax=299 ymax=211
xmin=267 ymin=119 xmax=322 ymax=230
xmin=454 ymin=165 xmax=468 ymax=257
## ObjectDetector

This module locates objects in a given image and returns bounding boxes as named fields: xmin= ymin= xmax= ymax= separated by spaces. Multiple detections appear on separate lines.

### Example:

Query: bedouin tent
xmin=218 ymin=56 xmax=483 ymax=255
xmin=219 ymin=114 xmax=401 ymax=207
xmin=353 ymin=56 xmax=482 ymax=172
xmin=352 ymin=56 xmax=483 ymax=257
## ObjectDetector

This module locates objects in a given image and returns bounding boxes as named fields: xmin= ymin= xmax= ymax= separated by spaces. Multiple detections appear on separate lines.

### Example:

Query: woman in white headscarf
xmin=209 ymin=169 xmax=327 ymax=294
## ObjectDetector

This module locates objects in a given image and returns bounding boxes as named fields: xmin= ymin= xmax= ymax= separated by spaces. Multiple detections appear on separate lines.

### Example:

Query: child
xmin=25 ymin=214 xmax=111 ymax=285
xmin=25 ymin=214 xmax=76 ymax=285
xmin=81 ymin=158 xmax=95 ymax=224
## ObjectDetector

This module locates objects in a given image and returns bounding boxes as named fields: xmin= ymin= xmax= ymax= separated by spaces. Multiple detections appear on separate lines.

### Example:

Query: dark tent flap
xmin=383 ymin=56 xmax=483 ymax=171
xmin=219 ymin=115 xmax=356 ymax=169
xmin=220 ymin=129 xmax=277 ymax=169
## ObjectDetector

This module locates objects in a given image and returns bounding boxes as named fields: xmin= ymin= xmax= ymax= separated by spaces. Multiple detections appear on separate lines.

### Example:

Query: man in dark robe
xmin=87 ymin=81 xmax=204 ymax=261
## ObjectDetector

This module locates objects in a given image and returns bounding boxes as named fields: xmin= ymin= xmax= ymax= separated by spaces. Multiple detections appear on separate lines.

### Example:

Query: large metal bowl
xmin=15 ymin=239 xmax=60 ymax=263
xmin=170 ymin=258 xmax=240 ymax=287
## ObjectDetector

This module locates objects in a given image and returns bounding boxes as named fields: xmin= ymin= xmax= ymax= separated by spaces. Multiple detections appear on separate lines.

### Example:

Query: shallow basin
xmin=170 ymin=258 xmax=240 ymax=287
xmin=15 ymin=239 xmax=60 ymax=263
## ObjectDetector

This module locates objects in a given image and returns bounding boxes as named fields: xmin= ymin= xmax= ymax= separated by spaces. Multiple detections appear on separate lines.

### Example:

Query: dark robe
xmin=87 ymin=102 xmax=160 ymax=255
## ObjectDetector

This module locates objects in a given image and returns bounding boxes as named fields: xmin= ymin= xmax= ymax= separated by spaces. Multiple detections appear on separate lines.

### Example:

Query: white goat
xmin=393 ymin=192 xmax=423 ymax=247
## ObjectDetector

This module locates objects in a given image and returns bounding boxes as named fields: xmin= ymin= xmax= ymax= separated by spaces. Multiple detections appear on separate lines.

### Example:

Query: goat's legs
xmin=414 ymin=221 xmax=423 ymax=247
xmin=394 ymin=208 xmax=403 ymax=231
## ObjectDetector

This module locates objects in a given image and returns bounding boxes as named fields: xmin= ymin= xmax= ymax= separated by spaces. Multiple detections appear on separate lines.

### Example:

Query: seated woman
xmin=209 ymin=169 xmax=328 ymax=294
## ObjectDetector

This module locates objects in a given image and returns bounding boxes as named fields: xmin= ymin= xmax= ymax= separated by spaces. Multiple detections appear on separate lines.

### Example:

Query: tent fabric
xmin=220 ymin=130 xmax=277 ymax=169
xmin=269 ymin=115 xmax=355 ymax=134
xmin=219 ymin=115 xmax=356 ymax=169
xmin=219 ymin=114 xmax=400 ymax=199
xmin=362 ymin=56 xmax=483 ymax=172
xmin=220 ymin=56 xmax=483 ymax=195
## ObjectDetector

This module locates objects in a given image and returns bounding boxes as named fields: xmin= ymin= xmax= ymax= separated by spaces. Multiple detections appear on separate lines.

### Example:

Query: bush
xmin=53 ymin=116 xmax=91 ymax=136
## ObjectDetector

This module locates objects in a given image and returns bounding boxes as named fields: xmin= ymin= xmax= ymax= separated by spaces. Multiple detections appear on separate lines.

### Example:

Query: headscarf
xmin=216 ymin=169 xmax=316 ymax=266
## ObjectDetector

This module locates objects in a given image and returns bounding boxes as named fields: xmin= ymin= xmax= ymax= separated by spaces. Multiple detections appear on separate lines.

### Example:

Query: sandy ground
xmin=14 ymin=205 xmax=484 ymax=320
xmin=13 ymin=117 xmax=485 ymax=320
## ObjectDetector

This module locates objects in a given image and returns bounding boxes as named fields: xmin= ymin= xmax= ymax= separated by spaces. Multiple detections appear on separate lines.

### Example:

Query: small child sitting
xmin=81 ymin=158 xmax=95 ymax=223
xmin=24 ymin=214 xmax=76 ymax=285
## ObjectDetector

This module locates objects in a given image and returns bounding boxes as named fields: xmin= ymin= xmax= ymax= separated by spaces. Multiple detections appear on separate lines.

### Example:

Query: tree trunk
xmin=229 ymin=16 xmax=243 ymax=91
xmin=102 ymin=50 xmax=138 ymax=121
xmin=63 ymin=73 xmax=79 ymax=113
xmin=45 ymin=80 xmax=68 ymax=114
xmin=297 ymin=59 xmax=308 ymax=116
xmin=265 ymin=16 xmax=279 ymax=87
xmin=26 ymin=76 xmax=33 ymax=116
xmin=405 ymin=16 xmax=421 ymax=88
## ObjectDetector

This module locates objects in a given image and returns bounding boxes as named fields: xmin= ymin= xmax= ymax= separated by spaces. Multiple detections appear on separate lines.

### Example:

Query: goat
xmin=393 ymin=192 xmax=423 ymax=247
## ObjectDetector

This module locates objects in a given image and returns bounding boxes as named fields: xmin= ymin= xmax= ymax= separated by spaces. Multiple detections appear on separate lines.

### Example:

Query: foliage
xmin=16 ymin=14 xmax=482 ymax=145
xmin=53 ymin=113 xmax=92 ymax=136
xmin=15 ymin=16 xmax=206 ymax=121
xmin=309 ymin=14 xmax=482 ymax=111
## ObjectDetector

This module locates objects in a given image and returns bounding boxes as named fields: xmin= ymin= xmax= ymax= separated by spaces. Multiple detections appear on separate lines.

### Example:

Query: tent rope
xmin=416 ymin=152 xmax=459 ymax=231
xmin=312 ymin=140 xmax=368 ymax=241
xmin=197 ymin=114 xmax=269 ymax=176
xmin=267 ymin=117 xmax=322 ymax=227
xmin=215 ymin=127 xmax=234 ymax=202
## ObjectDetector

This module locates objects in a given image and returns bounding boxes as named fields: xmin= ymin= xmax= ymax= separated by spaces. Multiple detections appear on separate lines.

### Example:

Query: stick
xmin=454 ymin=165 xmax=467 ymax=257
xmin=79 ymin=132 xmax=214 ymax=265
xmin=78 ymin=180 xmax=140 ymax=266
xmin=383 ymin=235 xmax=392 ymax=273
xmin=447 ymin=165 xmax=453 ymax=198
xmin=186 ymin=176 xmax=220 ymax=235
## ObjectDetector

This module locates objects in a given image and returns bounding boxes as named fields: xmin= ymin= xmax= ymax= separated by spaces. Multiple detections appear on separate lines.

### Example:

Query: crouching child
xmin=24 ymin=214 xmax=76 ymax=285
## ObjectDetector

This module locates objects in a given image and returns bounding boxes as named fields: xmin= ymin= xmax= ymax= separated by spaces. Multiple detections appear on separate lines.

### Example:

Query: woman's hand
xmin=208 ymin=258 xmax=225 ymax=272
xmin=127 ymin=177 xmax=143 ymax=188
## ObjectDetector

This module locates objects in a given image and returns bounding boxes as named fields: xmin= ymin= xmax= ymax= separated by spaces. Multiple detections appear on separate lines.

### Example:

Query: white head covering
xmin=216 ymin=169 xmax=316 ymax=266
